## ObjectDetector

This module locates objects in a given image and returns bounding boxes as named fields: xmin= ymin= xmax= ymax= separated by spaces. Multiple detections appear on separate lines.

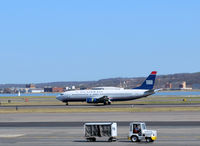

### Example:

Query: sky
xmin=0 ymin=0 xmax=200 ymax=83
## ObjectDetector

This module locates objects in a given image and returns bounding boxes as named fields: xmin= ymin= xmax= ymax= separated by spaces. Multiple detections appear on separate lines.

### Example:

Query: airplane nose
xmin=56 ymin=95 xmax=63 ymax=101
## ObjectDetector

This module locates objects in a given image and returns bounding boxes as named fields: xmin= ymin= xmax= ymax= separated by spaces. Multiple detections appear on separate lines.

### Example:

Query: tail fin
xmin=133 ymin=71 xmax=157 ymax=90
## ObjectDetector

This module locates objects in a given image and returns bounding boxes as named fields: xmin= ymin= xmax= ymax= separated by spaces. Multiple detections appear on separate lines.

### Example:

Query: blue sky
xmin=0 ymin=0 xmax=200 ymax=83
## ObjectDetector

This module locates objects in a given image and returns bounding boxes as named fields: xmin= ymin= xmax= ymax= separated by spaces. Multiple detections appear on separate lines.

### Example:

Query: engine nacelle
xmin=86 ymin=98 xmax=98 ymax=103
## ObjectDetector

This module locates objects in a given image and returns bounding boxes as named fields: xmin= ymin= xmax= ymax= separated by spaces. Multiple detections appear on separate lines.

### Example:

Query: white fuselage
xmin=56 ymin=89 xmax=154 ymax=103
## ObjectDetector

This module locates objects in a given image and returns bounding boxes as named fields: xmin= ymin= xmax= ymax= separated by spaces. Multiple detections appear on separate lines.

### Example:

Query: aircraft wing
xmin=86 ymin=95 xmax=109 ymax=103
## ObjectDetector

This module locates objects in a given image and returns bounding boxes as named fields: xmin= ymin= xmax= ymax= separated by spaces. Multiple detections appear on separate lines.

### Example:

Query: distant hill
xmin=1 ymin=72 xmax=200 ymax=89
xmin=155 ymin=72 xmax=200 ymax=89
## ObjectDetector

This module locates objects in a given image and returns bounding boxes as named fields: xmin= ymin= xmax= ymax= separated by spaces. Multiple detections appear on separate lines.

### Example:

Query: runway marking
xmin=11 ymin=135 xmax=200 ymax=139
xmin=0 ymin=134 xmax=24 ymax=138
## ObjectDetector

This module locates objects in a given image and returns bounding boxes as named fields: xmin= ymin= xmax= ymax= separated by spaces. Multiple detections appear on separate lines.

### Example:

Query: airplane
xmin=56 ymin=71 xmax=157 ymax=105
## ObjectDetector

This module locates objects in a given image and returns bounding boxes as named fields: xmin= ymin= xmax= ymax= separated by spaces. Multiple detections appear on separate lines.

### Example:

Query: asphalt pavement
xmin=0 ymin=121 xmax=200 ymax=127
xmin=1 ymin=103 xmax=200 ymax=109
xmin=0 ymin=125 xmax=200 ymax=146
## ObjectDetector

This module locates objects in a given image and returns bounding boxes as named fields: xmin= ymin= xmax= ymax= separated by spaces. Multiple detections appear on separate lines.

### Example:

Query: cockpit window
xmin=60 ymin=93 xmax=64 ymax=96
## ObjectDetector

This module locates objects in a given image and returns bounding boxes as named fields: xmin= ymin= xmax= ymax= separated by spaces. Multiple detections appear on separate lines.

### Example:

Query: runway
xmin=0 ymin=111 xmax=200 ymax=146
xmin=1 ymin=121 xmax=200 ymax=127
xmin=1 ymin=111 xmax=200 ymax=122
xmin=0 ymin=123 xmax=200 ymax=146
xmin=1 ymin=103 xmax=200 ymax=109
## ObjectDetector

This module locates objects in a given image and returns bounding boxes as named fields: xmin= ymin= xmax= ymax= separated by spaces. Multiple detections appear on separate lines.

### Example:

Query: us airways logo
xmin=146 ymin=80 xmax=153 ymax=85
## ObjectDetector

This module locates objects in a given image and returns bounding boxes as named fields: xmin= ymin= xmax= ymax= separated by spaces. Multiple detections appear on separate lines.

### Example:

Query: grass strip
xmin=1 ymin=106 xmax=200 ymax=113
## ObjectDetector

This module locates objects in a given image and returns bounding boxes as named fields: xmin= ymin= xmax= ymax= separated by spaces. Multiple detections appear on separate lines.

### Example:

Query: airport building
xmin=52 ymin=87 xmax=64 ymax=92
xmin=179 ymin=81 xmax=192 ymax=90
xmin=71 ymin=86 xmax=76 ymax=90
xmin=179 ymin=81 xmax=186 ymax=89
xmin=44 ymin=87 xmax=53 ymax=92
xmin=44 ymin=87 xmax=64 ymax=92
xmin=26 ymin=84 xmax=35 ymax=88
xmin=28 ymin=88 xmax=44 ymax=93
xmin=165 ymin=82 xmax=172 ymax=89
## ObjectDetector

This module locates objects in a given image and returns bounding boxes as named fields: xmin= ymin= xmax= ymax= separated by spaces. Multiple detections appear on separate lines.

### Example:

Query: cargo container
xmin=84 ymin=122 xmax=117 ymax=142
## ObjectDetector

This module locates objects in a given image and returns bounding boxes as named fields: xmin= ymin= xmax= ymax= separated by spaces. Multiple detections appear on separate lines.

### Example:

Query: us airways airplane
xmin=56 ymin=71 xmax=157 ymax=105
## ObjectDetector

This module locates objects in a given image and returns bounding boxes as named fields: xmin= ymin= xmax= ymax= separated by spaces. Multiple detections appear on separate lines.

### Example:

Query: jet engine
xmin=86 ymin=98 xmax=99 ymax=103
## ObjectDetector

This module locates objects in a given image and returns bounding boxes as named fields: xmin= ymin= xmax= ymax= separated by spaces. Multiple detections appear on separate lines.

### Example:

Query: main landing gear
xmin=104 ymin=101 xmax=111 ymax=105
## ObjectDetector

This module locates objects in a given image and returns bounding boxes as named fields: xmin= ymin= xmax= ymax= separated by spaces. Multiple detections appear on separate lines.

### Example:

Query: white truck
xmin=84 ymin=122 xmax=117 ymax=142
xmin=128 ymin=122 xmax=157 ymax=142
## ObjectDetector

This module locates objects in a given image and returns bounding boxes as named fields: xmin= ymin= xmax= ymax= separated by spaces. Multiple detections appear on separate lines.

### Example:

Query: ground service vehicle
xmin=128 ymin=122 xmax=157 ymax=143
xmin=84 ymin=122 xmax=117 ymax=142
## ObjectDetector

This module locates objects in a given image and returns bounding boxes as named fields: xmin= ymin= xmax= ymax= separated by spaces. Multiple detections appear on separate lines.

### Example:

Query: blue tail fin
xmin=133 ymin=71 xmax=157 ymax=90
